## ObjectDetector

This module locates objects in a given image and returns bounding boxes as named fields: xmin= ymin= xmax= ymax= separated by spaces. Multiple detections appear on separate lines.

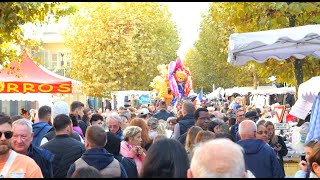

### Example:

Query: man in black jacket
xmin=41 ymin=114 xmax=85 ymax=178
xmin=177 ymin=107 xmax=210 ymax=146
xmin=172 ymin=102 xmax=195 ymax=140
xmin=153 ymin=101 xmax=174 ymax=121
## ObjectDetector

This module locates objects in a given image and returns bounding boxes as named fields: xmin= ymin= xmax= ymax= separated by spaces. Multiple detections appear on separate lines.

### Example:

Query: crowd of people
xmin=0 ymin=96 xmax=316 ymax=178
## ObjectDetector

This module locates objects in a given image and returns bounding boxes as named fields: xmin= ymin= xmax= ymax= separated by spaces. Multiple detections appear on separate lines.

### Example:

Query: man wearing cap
xmin=245 ymin=111 xmax=259 ymax=122
xmin=42 ymin=101 xmax=84 ymax=144
xmin=138 ymin=108 xmax=150 ymax=120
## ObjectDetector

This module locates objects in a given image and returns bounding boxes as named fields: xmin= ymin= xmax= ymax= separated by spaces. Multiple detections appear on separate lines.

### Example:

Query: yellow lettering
xmin=7 ymin=83 xmax=19 ymax=93
xmin=38 ymin=84 xmax=53 ymax=93
xmin=0 ymin=82 xmax=5 ymax=92
xmin=58 ymin=84 xmax=71 ymax=93
xmin=23 ymin=83 xmax=35 ymax=93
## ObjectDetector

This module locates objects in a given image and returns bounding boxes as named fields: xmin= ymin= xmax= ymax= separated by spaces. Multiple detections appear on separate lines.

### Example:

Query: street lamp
xmin=60 ymin=53 xmax=65 ymax=76
xmin=60 ymin=53 xmax=64 ymax=66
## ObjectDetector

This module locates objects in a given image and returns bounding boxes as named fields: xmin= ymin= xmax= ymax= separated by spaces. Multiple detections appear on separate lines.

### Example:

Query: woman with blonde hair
xmin=265 ymin=121 xmax=288 ymax=176
xmin=120 ymin=126 xmax=146 ymax=175
xmin=185 ymin=126 xmax=202 ymax=160
xmin=129 ymin=118 xmax=152 ymax=151
xmin=195 ymin=130 xmax=216 ymax=144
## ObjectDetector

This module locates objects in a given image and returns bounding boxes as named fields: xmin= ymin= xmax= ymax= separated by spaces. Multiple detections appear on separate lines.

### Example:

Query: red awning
xmin=0 ymin=56 xmax=72 ymax=93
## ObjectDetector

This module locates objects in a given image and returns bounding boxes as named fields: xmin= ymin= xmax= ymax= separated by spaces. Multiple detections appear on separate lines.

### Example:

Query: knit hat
xmin=52 ymin=101 xmax=69 ymax=119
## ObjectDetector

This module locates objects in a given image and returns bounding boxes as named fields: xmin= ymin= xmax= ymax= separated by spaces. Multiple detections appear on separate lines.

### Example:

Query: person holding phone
xmin=265 ymin=121 xmax=288 ymax=176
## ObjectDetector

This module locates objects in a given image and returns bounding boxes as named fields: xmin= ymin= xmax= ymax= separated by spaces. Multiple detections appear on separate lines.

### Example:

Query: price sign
xmin=274 ymin=123 xmax=289 ymax=130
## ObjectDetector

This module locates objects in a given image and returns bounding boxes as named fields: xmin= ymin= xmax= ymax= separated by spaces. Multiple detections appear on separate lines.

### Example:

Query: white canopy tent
xmin=228 ymin=24 xmax=320 ymax=66
xmin=290 ymin=76 xmax=320 ymax=119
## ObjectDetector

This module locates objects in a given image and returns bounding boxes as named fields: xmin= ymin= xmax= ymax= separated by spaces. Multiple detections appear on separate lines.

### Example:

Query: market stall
xmin=290 ymin=76 xmax=320 ymax=120
xmin=227 ymin=24 xmax=320 ymax=66
xmin=0 ymin=54 xmax=79 ymax=115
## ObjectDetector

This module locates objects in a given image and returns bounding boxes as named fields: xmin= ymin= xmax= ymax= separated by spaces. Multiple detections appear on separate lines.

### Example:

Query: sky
xmin=23 ymin=2 xmax=211 ymax=59
xmin=163 ymin=2 xmax=210 ymax=59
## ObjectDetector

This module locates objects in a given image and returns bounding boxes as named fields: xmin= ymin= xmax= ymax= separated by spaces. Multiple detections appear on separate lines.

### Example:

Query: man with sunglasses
xmin=0 ymin=113 xmax=43 ymax=178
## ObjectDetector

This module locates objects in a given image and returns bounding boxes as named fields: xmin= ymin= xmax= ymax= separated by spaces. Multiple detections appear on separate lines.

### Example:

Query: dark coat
xmin=32 ymin=122 xmax=53 ymax=147
xmin=178 ymin=114 xmax=195 ymax=136
xmin=67 ymin=148 xmax=128 ymax=178
xmin=230 ymin=123 xmax=241 ymax=142
xmin=153 ymin=109 xmax=174 ymax=121
xmin=26 ymin=143 xmax=55 ymax=178
xmin=41 ymin=134 xmax=85 ymax=178
xmin=268 ymin=135 xmax=288 ymax=175
xmin=44 ymin=130 xmax=82 ymax=142
xmin=237 ymin=139 xmax=285 ymax=178
xmin=114 ymin=155 xmax=138 ymax=178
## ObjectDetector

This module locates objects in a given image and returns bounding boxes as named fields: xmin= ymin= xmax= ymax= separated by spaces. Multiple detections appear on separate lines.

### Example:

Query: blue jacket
xmin=67 ymin=148 xmax=128 ymax=178
xmin=26 ymin=143 xmax=55 ymax=178
xmin=230 ymin=124 xmax=241 ymax=142
xmin=153 ymin=109 xmax=174 ymax=121
xmin=237 ymin=139 xmax=285 ymax=178
xmin=32 ymin=122 xmax=53 ymax=147
xmin=116 ymin=128 xmax=124 ymax=141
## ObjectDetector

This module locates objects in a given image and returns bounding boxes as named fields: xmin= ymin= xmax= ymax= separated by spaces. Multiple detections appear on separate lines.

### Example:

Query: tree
xmin=210 ymin=2 xmax=320 ymax=88
xmin=184 ymin=9 xmax=253 ymax=93
xmin=64 ymin=2 xmax=180 ymax=97
xmin=0 ymin=2 xmax=77 ymax=66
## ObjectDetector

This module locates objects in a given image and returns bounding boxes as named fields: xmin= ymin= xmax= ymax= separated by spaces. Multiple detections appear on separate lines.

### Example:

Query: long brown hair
xmin=129 ymin=118 xmax=151 ymax=148
xmin=185 ymin=126 xmax=202 ymax=152
xmin=265 ymin=121 xmax=278 ymax=145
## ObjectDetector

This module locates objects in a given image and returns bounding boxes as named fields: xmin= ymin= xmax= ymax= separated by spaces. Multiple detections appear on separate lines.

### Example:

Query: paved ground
xmin=284 ymin=161 xmax=300 ymax=178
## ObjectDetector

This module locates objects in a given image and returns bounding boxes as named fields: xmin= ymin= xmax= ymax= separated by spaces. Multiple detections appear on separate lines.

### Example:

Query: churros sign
xmin=0 ymin=82 xmax=72 ymax=93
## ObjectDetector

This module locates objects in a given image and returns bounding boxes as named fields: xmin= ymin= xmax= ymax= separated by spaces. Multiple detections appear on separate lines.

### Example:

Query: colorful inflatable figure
xmin=150 ymin=57 xmax=193 ymax=105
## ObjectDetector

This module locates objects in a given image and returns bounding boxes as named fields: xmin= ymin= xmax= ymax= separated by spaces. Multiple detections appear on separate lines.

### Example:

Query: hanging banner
xmin=0 ymin=82 xmax=72 ymax=94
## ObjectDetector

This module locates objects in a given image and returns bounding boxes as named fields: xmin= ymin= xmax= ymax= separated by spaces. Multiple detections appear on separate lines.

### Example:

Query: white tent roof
xmin=228 ymin=24 xmax=320 ymax=66
xmin=290 ymin=76 xmax=320 ymax=119
xmin=298 ymin=76 xmax=320 ymax=102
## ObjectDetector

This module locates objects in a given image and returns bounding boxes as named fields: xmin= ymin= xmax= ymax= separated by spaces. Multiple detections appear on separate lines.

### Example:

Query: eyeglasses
xmin=0 ymin=131 xmax=13 ymax=139
xmin=238 ymin=114 xmax=245 ymax=117
xmin=256 ymin=131 xmax=268 ymax=135
xmin=108 ymin=125 xmax=119 ymax=129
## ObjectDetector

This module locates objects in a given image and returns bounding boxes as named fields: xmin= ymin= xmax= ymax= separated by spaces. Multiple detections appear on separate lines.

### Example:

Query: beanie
xmin=52 ymin=101 xmax=69 ymax=119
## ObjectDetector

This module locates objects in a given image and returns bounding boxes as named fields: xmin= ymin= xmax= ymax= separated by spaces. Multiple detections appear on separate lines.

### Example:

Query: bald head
xmin=188 ymin=139 xmax=246 ymax=178
xmin=238 ymin=120 xmax=257 ymax=140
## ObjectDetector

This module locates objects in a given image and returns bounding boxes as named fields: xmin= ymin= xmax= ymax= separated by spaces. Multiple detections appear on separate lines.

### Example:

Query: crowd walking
xmin=0 ymin=97 xmax=315 ymax=178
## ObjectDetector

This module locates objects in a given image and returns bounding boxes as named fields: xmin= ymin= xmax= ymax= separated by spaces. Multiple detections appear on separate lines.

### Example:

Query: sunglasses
xmin=257 ymin=131 xmax=268 ymax=135
xmin=0 ymin=131 xmax=13 ymax=139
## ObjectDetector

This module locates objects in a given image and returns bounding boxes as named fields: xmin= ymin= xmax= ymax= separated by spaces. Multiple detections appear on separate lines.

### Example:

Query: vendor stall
xmin=0 ymin=54 xmax=83 ymax=115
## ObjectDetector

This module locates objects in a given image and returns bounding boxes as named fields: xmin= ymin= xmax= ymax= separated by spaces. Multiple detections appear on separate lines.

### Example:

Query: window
xmin=51 ymin=53 xmax=57 ymax=68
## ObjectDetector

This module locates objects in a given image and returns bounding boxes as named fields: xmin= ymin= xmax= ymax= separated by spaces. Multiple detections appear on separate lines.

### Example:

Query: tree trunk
xmin=253 ymin=71 xmax=258 ymax=90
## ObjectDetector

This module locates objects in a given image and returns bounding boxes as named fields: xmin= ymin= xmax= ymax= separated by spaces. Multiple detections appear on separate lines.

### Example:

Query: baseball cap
xmin=245 ymin=111 xmax=258 ymax=119
xmin=138 ymin=108 xmax=150 ymax=117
